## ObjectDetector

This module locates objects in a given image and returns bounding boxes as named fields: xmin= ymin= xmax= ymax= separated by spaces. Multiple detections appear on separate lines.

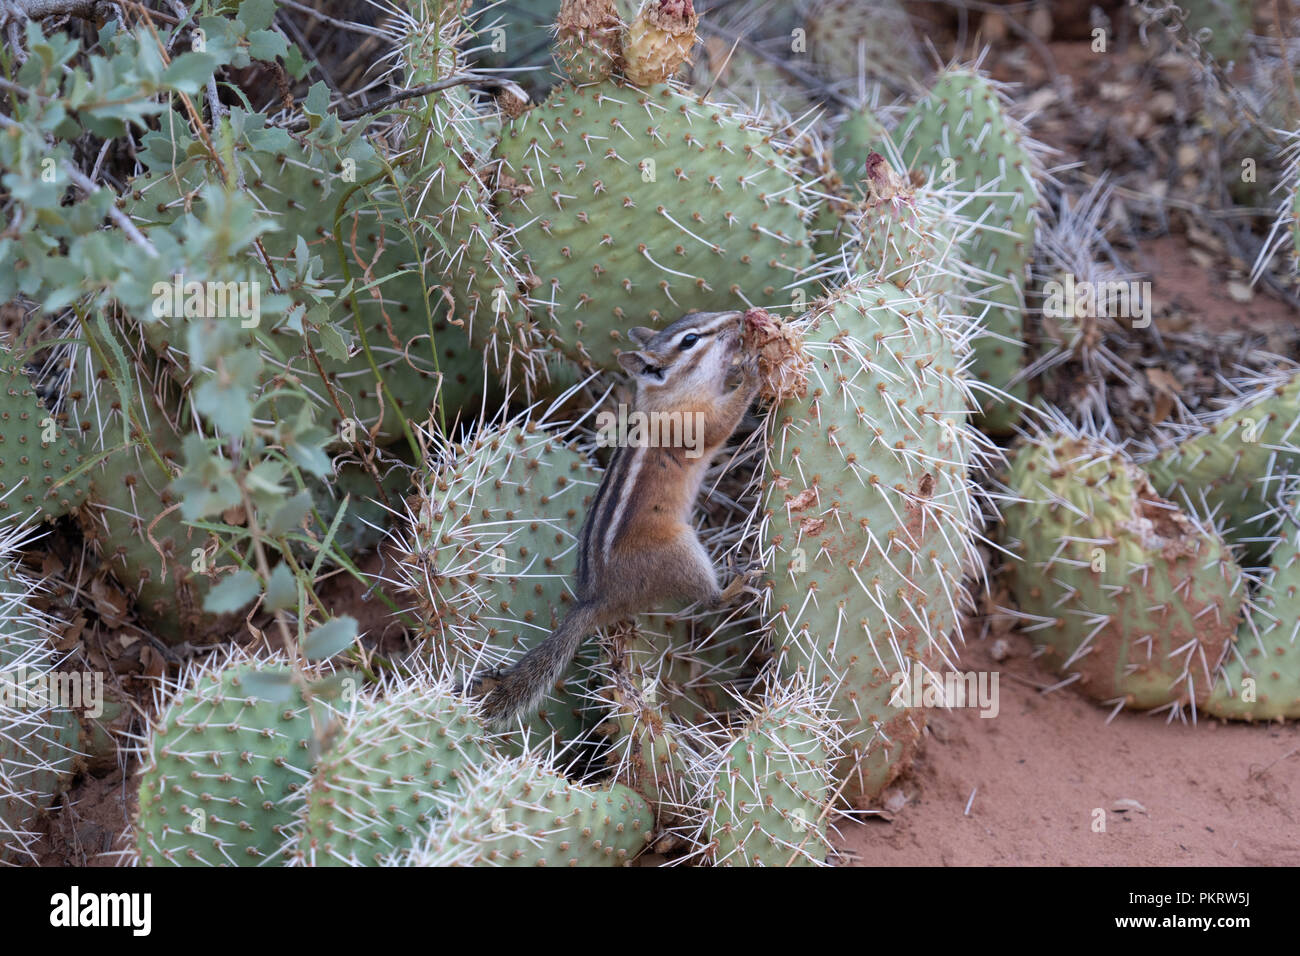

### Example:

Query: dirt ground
xmin=836 ymin=629 xmax=1300 ymax=867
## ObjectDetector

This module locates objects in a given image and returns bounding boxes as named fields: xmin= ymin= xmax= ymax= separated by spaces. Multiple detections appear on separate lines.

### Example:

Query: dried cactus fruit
xmin=554 ymin=0 xmax=626 ymax=84
xmin=621 ymin=0 xmax=698 ymax=87
xmin=740 ymin=307 xmax=808 ymax=403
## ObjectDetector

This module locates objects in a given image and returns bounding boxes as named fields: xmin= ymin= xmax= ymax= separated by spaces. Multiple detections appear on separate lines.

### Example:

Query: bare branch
xmin=284 ymin=73 xmax=526 ymax=131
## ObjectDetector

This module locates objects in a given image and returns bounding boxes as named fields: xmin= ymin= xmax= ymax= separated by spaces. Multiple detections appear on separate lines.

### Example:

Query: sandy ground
xmin=837 ymin=630 xmax=1300 ymax=866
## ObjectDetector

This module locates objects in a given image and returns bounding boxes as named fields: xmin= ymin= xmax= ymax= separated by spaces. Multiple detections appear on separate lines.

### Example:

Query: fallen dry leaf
xmin=89 ymin=576 xmax=130 ymax=628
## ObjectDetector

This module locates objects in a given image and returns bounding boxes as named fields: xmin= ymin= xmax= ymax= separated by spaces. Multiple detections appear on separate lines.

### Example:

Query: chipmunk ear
xmin=617 ymin=349 xmax=660 ymax=378
xmin=627 ymin=326 xmax=656 ymax=347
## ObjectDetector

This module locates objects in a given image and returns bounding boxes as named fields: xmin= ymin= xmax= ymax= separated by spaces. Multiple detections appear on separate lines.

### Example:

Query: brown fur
xmin=477 ymin=311 xmax=760 ymax=727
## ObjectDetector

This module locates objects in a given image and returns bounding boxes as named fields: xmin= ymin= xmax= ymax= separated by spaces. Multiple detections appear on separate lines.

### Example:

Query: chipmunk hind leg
xmin=640 ymin=531 xmax=737 ymax=608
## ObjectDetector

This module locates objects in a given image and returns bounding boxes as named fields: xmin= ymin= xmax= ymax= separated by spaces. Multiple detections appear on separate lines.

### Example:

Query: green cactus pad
xmin=763 ymin=279 xmax=977 ymax=806
xmin=805 ymin=0 xmax=924 ymax=92
xmin=400 ymin=420 xmax=602 ymax=746
xmin=492 ymin=80 xmax=814 ymax=384
xmin=1143 ymin=369 xmax=1300 ymax=566
xmin=696 ymin=685 xmax=837 ymax=867
xmin=399 ymin=3 xmax=529 ymax=395
xmin=0 ymin=560 xmax=81 ymax=864
xmin=128 ymin=114 xmax=485 ymax=440
xmin=1002 ymin=429 xmax=1244 ymax=712
xmin=70 ymin=345 xmax=216 ymax=642
xmin=393 ymin=752 xmax=654 ymax=866
xmin=1206 ymin=497 xmax=1300 ymax=720
xmin=1177 ymin=0 xmax=1251 ymax=62
xmin=134 ymin=657 xmax=319 ymax=866
xmin=833 ymin=107 xmax=892 ymax=187
xmin=599 ymin=647 xmax=698 ymax=817
xmin=897 ymin=68 xmax=1040 ymax=433
xmin=295 ymin=686 xmax=493 ymax=866
xmin=0 ymin=361 xmax=87 ymax=522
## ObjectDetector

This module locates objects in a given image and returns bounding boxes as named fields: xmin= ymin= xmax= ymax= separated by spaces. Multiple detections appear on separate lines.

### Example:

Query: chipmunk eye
xmin=678 ymin=333 xmax=700 ymax=351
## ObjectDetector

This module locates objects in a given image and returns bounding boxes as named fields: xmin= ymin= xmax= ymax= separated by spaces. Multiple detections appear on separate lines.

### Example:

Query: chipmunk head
xmin=616 ymin=311 xmax=744 ymax=406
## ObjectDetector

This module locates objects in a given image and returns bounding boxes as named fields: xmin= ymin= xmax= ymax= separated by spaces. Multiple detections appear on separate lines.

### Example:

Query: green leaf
xmin=282 ymin=42 xmax=312 ymax=80
xmin=247 ymin=29 xmax=288 ymax=63
xmin=303 ymin=80 xmax=330 ymax=119
xmin=267 ymin=489 xmax=313 ymax=536
xmin=161 ymin=51 xmax=219 ymax=94
xmin=302 ymin=616 xmax=358 ymax=662
xmin=174 ymin=434 xmax=242 ymax=520
xmin=316 ymin=318 xmax=352 ymax=362
xmin=238 ymin=0 xmax=277 ymax=32
xmin=203 ymin=569 xmax=261 ymax=614
xmin=263 ymin=562 xmax=297 ymax=613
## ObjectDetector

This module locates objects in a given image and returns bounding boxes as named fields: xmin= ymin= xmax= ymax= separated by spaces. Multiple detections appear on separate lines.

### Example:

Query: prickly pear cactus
xmin=0 ymin=551 xmax=80 ymax=864
xmin=133 ymin=654 xmax=320 ymax=866
xmin=0 ymin=360 xmax=87 ymax=522
xmin=692 ymin=681 xmax=838 ymax=866
xmin=127 ymin=108 xmax=483 ymax=440
xmin=599 ymin=642 xmax=699 ymax=818
xmin=491 ymin=79 xmax=815 ymax=386
xmin=399 ymin=1 xmax=531 ymax=396
xmin=848 ymin=153 xmax=965 ymax=300
xmin=763 ymin=277 xmax=977 ymax=807
xmin=69 ymin=342 xmax=217 ymax=643
xmin=897 ymin=67 xmax=1041 ymax=434
xmin=1002 ymin=427 xmax=1244 ymax=712
xmin=392 ymin=752 xmax=654 ymax=866
xmin=396 ymin=419 xmax=601 ymax=746
xmin=805 ymin=0 xmax=924 ymax=92
xmin=1142 ymin=369 xmax=1300 ymax=565
xmin=1206 ymin=494 xmax=1300 ymax=720
xmin=294 ymin=685 xmax=493 ymax=866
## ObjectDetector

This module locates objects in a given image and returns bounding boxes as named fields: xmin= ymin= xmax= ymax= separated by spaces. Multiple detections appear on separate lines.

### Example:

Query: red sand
xmin=837 ymin=631 xmax=1300 ymax=866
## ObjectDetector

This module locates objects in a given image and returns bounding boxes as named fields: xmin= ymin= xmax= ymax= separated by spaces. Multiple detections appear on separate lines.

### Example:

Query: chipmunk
xmin=475 ymin=310 xmax=762 ymax=728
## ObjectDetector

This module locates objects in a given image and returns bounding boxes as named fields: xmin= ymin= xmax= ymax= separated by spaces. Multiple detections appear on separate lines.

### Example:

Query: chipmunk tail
xmin=478 ymin=601 xmax=601 ymax=729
